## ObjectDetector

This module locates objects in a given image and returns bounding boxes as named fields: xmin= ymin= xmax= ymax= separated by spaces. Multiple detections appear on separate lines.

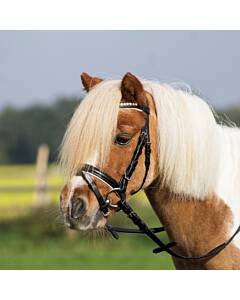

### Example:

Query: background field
xmin=0 ymin=164 xmax=174 ymax=270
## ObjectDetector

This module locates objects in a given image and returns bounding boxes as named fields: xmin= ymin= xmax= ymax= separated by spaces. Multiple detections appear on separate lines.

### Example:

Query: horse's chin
xmin=68 ymin=220 xmax=109 ymax=239
xmin=78 ymin=220 xmax=107 ymax=231
xmin=65 ymin=215 xmax=107 ymax=231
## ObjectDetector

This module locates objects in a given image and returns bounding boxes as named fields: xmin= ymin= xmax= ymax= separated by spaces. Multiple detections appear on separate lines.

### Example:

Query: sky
xmin=1 ymin=31 xmax=240 ymax=109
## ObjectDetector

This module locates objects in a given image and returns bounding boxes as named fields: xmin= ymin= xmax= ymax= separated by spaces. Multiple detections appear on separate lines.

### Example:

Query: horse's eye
xmin=114 ymin=133 xmax=131 ymax=146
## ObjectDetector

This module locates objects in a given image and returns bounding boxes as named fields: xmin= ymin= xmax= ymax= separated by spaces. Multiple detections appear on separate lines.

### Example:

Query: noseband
xmin=78 ymin=103 xmax=240 ymax=261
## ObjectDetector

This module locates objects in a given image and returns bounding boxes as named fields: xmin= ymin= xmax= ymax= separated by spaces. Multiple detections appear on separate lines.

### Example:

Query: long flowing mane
xmin=142 ymin=81 xmax=220 ymax=199
xmin=60 ymin=78 xmax=231 ymax=199
xmin=59 ymin=80 xmax=122 ymax=181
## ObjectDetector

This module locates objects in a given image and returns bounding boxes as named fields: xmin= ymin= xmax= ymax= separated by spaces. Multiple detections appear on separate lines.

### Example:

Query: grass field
xmin=0 ymin=164 xmax=175 ymax=270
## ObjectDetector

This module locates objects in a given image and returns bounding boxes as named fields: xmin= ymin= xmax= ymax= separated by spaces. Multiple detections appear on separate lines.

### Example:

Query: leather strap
xmin=81 ymin=171 xmax=110 ymax=216
xmin=81 ymin=164 xmax=119 ymax=189
xmin=112 ymin=200 xmax=240 ymax=260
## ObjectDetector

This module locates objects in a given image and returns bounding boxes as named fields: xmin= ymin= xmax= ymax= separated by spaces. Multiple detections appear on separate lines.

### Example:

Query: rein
xmin=79 ymin=103 xmax=240 ymax=261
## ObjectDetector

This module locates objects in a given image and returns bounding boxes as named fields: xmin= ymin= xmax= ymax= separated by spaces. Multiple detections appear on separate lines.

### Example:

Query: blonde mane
xmin=143 ymin=81 xmax=220 ymax=198
xmin=59 ymin=80 xmax=121 ymax=181
xmin=60 ymin=78 xmax=222 ymax=199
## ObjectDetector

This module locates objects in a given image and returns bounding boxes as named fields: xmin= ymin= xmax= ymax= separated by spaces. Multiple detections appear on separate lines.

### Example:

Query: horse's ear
xmin=80 ymin=72 xmax=103 ymax=92
xmin=121 ymin=72 xmax=148 ymax=106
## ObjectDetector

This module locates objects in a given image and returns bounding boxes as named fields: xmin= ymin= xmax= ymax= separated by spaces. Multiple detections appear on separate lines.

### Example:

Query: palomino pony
xmin=59 ymin=72 xmax=240 ymax=269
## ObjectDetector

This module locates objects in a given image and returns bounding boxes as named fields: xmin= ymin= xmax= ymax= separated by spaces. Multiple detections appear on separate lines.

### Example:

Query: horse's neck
xmin=145 ymin=187 xmax=240 ymax=269
xmin=144 ymin=124 xmax=240 ymax=269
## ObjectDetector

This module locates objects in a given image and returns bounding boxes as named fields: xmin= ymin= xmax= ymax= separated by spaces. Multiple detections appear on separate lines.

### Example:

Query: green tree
xmin=0 ymin=97 xmax=80 ymax=164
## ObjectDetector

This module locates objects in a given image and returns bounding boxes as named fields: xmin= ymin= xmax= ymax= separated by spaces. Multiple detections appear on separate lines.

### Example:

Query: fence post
xmin=34 ymin=144 xmax=50 ymax=205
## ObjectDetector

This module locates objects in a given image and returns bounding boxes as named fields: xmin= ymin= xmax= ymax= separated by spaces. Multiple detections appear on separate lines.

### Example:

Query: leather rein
xmin=79 ymin=103 xmax=240 ymax=261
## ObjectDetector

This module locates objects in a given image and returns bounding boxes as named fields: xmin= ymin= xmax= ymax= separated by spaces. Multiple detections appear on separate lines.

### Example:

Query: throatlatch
xmin=79 ymin=102 xmax=240 ymax=261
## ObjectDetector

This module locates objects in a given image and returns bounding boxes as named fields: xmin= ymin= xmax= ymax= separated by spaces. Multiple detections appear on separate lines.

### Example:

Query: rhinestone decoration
xmin=119 ymin=102 xmax=138 ymax=107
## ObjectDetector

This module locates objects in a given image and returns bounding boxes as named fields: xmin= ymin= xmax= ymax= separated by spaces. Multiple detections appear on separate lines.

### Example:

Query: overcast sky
xmin=1 ymin=31 xmax=240 ymax=109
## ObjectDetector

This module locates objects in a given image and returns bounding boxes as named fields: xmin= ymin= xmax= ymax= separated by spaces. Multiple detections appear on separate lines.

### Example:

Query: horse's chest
xmin=159 ymin=195 xmax=232 ymax=254
xmin=147 ymin=190 xmax=240 ymax=268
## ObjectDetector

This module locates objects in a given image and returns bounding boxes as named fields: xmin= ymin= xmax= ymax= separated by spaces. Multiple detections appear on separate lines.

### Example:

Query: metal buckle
xmin=104 ymin=188 xmax=122 ymax=210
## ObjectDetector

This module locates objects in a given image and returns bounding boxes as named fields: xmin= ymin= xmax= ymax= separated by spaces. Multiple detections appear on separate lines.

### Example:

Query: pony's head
xmin=59 ymin=72 xmax=159 ymax=230
xmin=59 ymin=72 xmax=219 ymax=231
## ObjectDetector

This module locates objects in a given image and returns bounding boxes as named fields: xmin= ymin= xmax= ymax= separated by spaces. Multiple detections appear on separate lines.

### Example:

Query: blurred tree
xmin=0 ymin=97 xmax=80 ymax=164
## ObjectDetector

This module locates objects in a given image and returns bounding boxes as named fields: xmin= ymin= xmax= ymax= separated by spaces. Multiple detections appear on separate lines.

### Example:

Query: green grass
xmin=0 ymin=206 xmax=174 ymax=270
xmin=0 ymin=242 xmax=174 ymax=270
xmin=0 ymin=164 xmax=175 ymax=270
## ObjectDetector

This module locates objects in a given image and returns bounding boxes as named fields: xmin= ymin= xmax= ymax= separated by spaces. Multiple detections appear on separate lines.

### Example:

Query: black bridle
xmin=79 ymin=103 xmax=240 ymax=261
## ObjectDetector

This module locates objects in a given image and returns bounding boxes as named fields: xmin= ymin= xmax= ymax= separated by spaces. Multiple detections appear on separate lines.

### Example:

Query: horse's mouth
xmin=64 ymin=209 xmax=107 ymax=231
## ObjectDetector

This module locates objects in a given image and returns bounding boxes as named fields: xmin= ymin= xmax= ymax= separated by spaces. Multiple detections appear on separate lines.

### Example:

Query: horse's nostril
xmin=71 ymin=197 xmax=86 ymax=219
